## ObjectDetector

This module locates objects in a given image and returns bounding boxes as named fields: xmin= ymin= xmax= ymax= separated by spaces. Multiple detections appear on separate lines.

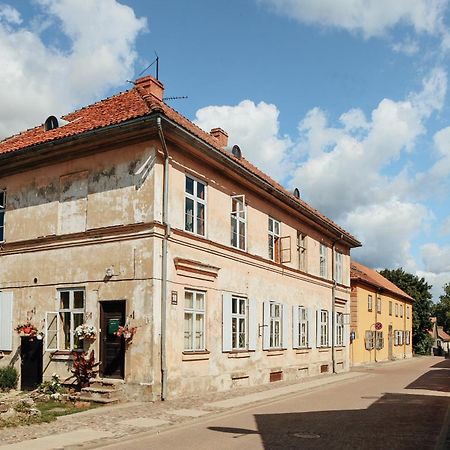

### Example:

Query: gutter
xmin=157 ymin=117 xmax=170 ymax=401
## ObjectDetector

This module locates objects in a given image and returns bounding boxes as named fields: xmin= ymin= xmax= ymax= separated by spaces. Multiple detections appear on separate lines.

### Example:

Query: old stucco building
xmin=350 ymin=261 xmax=413 ymax=366
xmin=0 ymin=76 xmax=360 ymax=400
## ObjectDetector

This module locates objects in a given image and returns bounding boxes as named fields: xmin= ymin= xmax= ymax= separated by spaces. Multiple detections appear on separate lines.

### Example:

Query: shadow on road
xmin=209 ymin=393 xmax=449 ymax=450
xmin=406 ymin=369 xmax=450 ymax=392
xmin=432 ymin=358 xmax=450 ymax=369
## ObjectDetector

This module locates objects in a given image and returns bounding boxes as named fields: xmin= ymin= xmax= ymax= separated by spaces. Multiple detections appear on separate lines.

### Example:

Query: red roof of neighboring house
xmin=0 ymin=76 xmax=360 ymax=245
xmin=350 ymin=261 xmax=413 ymax=302
xmin=437 ymin=326 xmax=450 ymax=341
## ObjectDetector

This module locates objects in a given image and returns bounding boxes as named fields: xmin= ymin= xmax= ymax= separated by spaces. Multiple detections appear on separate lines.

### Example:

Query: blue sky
xmin=1 ymin=0 xmax=450 ymax=300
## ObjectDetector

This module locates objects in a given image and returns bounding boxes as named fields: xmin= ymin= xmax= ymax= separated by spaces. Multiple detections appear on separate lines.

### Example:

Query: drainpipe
xmin=157 ymin=117 xmax=170 ymax=400
xmin=331 ymin=234 xmax=343 ymax=374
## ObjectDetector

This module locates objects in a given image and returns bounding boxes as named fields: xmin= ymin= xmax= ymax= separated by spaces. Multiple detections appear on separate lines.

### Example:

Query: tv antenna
xmin=137 ymin=51 xmax=159 ymax=79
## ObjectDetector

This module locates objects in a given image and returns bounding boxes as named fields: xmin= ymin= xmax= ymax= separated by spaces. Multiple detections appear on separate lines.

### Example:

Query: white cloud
xmin=194 ymin=100 xmax=292 ymax=181
xmin=391 ymin=38 xmax=420 ymax=55
xmin=421 ymin=243 xmax=450 ymax=273
xmin=259 ymin=0 xmax=448 ymax=39
xmin=416 ymin=270 xmax=450 ymax=302
xmin=0 ymin=0 xmax=147 ymax=139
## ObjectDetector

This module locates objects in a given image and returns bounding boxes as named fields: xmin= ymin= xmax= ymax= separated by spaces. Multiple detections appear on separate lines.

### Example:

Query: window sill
xmin=227 ymin=351 xmax=252 ymax=359
xmin=295 ymin=348 xmax=311 ymax=354
xmin=318 ymin=347 xmax=331 ymax=352
xmin=265 ymin=349 xmax=285 ymax=356
xmin=50 ymin=349 xmax=84 ymax=361
xmin=182 ymin=350 xmax=210 ymax=361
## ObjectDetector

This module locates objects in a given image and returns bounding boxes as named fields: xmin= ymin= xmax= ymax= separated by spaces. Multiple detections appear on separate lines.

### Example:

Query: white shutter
xmin=45 ymin=312 xmax=59 ymax=351
xmin=307 ymin=307 xmax=314 ymax=348
xmin=316 ymin=309 xmax=321 ymax=347
xmin=0 ymin=291 xmax=13 ymax=351
xmin=333 ymin=312 xmax=338 ymax=348
xmin=281 ymin=303 xmax=289 ymax=349
xmin=343 ymin=316 xmax=350 ymax=347
xmin=263 ymin=301 xmax=270 ymax=350
xmin=248 ymin=298 xmax=257 ymax=351
xmin=292 ymin=306 xmax=299 ymax=348
xmin=222 ymin=293 xmax=232 ymax=352
xmin=327 ymin=311 xmax=331 ymax=347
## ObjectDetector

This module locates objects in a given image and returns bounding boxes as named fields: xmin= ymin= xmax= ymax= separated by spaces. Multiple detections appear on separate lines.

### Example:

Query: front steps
xmin=79 ymin=378 xmax=125 ymax=404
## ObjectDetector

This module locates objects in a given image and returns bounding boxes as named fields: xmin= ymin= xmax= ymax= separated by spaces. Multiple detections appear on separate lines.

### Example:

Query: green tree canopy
xmin=379 ymin=268 xmax=433 ymax=354
xmin=432 ymin=283 xmax=450 ymax=334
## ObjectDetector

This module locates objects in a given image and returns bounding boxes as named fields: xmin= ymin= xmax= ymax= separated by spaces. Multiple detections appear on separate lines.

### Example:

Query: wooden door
xmin=20 ymin=337 xmax=43 ymax=390
xmin=100 ymin=301 xmax=125 ymax=379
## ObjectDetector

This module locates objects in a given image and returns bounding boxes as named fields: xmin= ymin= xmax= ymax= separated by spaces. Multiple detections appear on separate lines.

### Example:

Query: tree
xmin=432 ymin=283 xmax=450 ymax=334
xmin=379 ymin=268 xmax=433 ymax=355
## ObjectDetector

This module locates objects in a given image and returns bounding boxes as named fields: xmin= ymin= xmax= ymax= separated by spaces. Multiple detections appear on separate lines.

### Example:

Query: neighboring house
xmin=0 ymin=75 xmax=360 ymax=400
xmin=350 ymin=262 xmax=413 ymax=365
xmin=429 ymin=317 xmax=450 ymax=356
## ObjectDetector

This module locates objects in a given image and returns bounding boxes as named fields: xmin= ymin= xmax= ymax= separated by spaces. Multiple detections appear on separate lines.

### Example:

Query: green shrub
xmin=0 ymin=366 xmax=18 ymax=391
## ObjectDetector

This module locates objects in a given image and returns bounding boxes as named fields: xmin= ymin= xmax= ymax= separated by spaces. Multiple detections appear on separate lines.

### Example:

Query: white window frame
xmin=45 ymin=311 xmax=59 ymax=352
xmin=0 ymin=291 xmax=13 ymax=351
xmin=405 ymin=330 xmax=411 ymax=345
xmin=231 ymin=195 xmax=247 ymax=251
xmin=368 ymin=294 xmax=373 ymax=311
xmin=406 ymin=306 xmax=410 ymax=319
xmin=0 ymin=190 xmax=5 ymax=243
xmin=389 ymin=301 xmax=392 ymax=316
xmin=375 ymin=331 xmax=384 ymax=350
xmin=58 ymin=288 xmax=85 ymax=350
xmin=365 ymin=330 xmax=374 ymax=350
xmin=268 ymin=217 xmax=280 ymax=262
xmin=320 ymin=244 xmax=328 ymax=278
xmin=184 ymin=175 xmax=207 ymax=236
xmin=269 ymin=301 xmax=282 ymax=348
xmin=231 ymin=296 xmax=248 ymax=350
xmin=184 ymin=290 xmax=206 ymax=352
xmin=395 ymin=303 xmax=399 ymax=317
xmin=297 ymin=232 xmax=307 ymax=272
xmin=320 ymin=309 xmax=329 ymax=347
xmin=335 ymin=312 xmax=344 ymax=346
xmin=298 ymin=306 xmax=309 ymax=348
xmin=376 ymin=297 xmax=381 ymax=314
xmin=335 ymin=251 xmax=343 ymax=284
xmin=400 ymin=304 xmax=403 ymax=318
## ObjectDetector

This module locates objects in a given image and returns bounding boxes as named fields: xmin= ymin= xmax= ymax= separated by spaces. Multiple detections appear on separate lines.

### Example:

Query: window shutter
xmin=327 ymin=311 xmax=331 ymax=347
xmin=333 ymin=312 xmax=338 ymax=348
xmin=222 ymin=293 xmax=232 ymax=352
xmin=263 ymin=301 xmax=270 ymax=350
xmin=0 ymin=291 xmax=13 ymax=351
xmin=280 ymin=236 xmax=291 ymax=263
xmin=316 ymin=309 xmax=321 ymax=347
xmin=45 ymin=312 xmax=59 ymax=351
xmin=248 ymin=298 xmax=257 ymax=351
xmin=307 ymin=307 xmax=314 ymax=348
xmin=343 ymin=315 xmax=349 ymax=347
xmin=292 ymin=306 xmax=299 ymax=348
xmin=281 ymin=303 xmax=289 ymax=349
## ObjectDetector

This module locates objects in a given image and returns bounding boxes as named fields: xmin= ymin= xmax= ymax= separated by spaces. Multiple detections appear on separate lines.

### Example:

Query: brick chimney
xmin=210 ymin=128 xmax=228 ymax=148
xmin=135 ymin=75 xmax=164 ymax=102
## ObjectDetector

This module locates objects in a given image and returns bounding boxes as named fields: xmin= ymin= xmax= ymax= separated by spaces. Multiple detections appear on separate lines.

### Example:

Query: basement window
xmin=0 ymin=190 xmax=5 ymax=242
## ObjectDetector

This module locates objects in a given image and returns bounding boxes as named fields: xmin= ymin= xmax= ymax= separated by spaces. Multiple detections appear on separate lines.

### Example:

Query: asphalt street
xmin=97 ymin=357 xmax=450 ymax=450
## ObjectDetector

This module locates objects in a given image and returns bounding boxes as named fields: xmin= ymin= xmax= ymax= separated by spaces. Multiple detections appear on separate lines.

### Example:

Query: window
xmin=335 ymin=251 xmax=343 ymax=284
xmin=394 ymin=330 xmax=403 ymax=346
xmin=406 ymin=306 xmax=410 ymax=319
xmin=336 ymin=312 xmax=344 ymax=346
xmin=184 ymin=290 xmax=205 ymax=351
xmin=389 ymin=301 xmax=392 ymax=316
xmin=0 ymin=291 xmax=13 ymax=351
xmin=185 ymin=175 xmax=206 ymax=236
xmin=375 ymin=331 xmax=384 ymax=350
xmin=298 ymin=307 xmax=309 ymax=347
xmin=395 ymin=303 xmax=398 ymax=317
xmin=368 ymin=295 xmax=373 ymax=311
xmin=59 ymin=289 xmax=85 ymax=350
xmin=405 ymin=330 xmax=411 ymax=345
xmin=320 ymin=310 xmax=329 ymax=347
xmin=365 ymin=330 xmax=374 ymax=350
xmin=297 ymin=232 xmax=307 ymax=272
xmin=231 ymin=296 xmax=247 ymax=350
xmin=320 ymin=244 xmax=328 ymax=278
xmin=269 ymin=301 xmax=282 ymax=348
xmin=376 ymin=297 xmax=381 ymax=314
xmin=0 ymin=191 xmax=5 ymax=242
xmin=231 ymin=195 xmax=246 ymax=251
xmin=268 ymin=217 xmax=280 ymax=262
xmin=400 ymin=304 xmax=403 ymax=318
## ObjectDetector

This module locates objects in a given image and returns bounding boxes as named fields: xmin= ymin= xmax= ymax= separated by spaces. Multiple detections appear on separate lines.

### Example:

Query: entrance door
xmin=100 ymin=301 xmax=125 ymax=379
xmin=388 ymin=325 xmax=393 ymax=360
xmin=20 ymin=336 xmax=43 ymax=390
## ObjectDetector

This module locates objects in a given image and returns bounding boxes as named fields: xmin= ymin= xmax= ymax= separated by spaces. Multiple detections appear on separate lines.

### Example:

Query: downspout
xmin=157 ymin=117 xmax=170 ymax=400
xmin=331 ymin=234 xmax=343 ymax=374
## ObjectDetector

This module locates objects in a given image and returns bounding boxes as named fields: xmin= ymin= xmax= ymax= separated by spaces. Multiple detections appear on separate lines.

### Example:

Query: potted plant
xmin=74 ymin=324 xmax=97 ymax=341
xmin=15 ymin=322 xmax=38 ymax=337
xmin=115 ymin=325 xmax=137 ymax=342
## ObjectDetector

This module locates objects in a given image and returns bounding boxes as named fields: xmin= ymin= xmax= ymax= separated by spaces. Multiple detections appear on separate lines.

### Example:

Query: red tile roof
xmin=351 ymin=261 xmax=413 ymax=301
xmin=0 ymin=77 xmax=360 ymax=245
xmin=437 ymin=326 xmax=450 ymax=341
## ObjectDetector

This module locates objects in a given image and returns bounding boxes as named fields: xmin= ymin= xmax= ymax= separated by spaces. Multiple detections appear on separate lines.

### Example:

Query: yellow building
xmin=350 ymin=262 xmax=413 ymax=366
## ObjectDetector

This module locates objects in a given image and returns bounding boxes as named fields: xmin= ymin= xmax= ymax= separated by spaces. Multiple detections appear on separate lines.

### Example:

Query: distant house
xmin=429 ymin=317 xmax=450 ymax=356
xmin=0 ymin=75 xmax=361 ymax=400
xmin=350 ymin=262 xmax=413 ymax=365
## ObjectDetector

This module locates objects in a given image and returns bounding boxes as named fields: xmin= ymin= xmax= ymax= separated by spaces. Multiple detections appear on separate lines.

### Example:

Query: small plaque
xmin=108 ymin=319 xmax=120 ymax=334
xmin=171 ymin=291 xmax=178 ymax=305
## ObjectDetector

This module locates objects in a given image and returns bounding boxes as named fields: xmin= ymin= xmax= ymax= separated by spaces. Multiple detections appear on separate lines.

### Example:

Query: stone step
xmin=89 ymin=377 xmax=125 ymax=389
xmin=78 ymin=396 xmax=119 ymax=404
xmin=80 ymin=389 xmax=120 ymax=401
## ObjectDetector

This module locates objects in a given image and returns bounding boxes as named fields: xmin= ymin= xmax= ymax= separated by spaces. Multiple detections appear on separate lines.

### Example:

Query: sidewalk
xmin=0 ymin=364 xmax=380 ymax=450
